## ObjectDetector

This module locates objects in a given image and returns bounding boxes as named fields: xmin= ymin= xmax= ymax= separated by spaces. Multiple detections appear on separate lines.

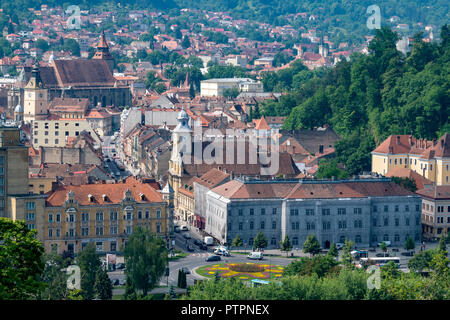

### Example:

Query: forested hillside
xmin=259 ymin=26 xmax=449 ymax=175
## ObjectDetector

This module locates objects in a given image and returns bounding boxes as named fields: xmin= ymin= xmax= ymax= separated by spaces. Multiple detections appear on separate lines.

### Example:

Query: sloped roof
xmin=46 ymin=177 xmax=163 ymax=206
xmin=385 ymin=167 xmax=433 ymax=189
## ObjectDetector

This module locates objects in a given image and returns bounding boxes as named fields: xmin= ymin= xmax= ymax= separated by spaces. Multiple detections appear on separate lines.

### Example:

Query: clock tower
xmin=23 ymin=66 xmax=48 ymax=123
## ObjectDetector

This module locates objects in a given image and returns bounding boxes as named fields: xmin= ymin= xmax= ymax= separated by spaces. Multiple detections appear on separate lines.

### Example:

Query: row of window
xmin=231 ymin=233 xmax=420 ymax=247
xmin=373 ymin=216 xmax=420 ymax=226
xmin=233 ymin=205 xmax=419 ymax=217
xmin=48 ymin=210 xmax=162 ymax=223
xmin=48 ymin=224 xmax=163 ymax=238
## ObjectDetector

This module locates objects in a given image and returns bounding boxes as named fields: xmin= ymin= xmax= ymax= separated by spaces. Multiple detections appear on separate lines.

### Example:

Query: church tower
xmin=92 ymin=31 xmax=114 ymax=73
xmin=168 ymin=107 xmax=192 ymax=200
xmin=23 ymin=66 xmax=48 ymax=123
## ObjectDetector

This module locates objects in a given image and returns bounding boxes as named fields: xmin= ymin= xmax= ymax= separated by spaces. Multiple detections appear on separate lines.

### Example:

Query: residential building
xmin=417 ymin=185 xmax=450 ymax=240
xmin=372 ymin=133 xmax=450 ymax=185
xmin=200 ymin=78 xmax=263 ymax=97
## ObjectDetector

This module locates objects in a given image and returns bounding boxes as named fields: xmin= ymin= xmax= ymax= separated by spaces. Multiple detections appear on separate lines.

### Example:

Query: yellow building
xmin=0 ymin=126 xmax=29 ymax=218
xmin=39 ymin=177 xmax=169 ymax=254
xmin=417 ymin=186 xmax=450 ymax=240
xmin=371 ymin=133 xmax=450 ymax=186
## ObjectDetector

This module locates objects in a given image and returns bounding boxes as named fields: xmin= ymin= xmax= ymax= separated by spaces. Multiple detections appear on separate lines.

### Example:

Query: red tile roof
xmin=385 ymin=167 xmax=433 ymax=189
xmin=46 ymin=177 xmax=163 ymax=206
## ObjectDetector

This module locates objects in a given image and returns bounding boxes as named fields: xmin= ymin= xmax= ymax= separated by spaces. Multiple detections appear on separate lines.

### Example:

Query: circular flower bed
xmin=199 ymin=263 xmax=284 ymax=280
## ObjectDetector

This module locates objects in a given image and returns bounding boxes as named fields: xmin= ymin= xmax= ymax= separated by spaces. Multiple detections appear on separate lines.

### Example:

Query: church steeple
xmin=92 ymin=30 xmax=114 ymax=73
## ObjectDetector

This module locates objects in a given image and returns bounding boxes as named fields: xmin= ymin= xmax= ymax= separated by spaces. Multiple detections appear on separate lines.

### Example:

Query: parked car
xmin=186 ymin=245 xmax=194 ymax=252
xmin=181 ymin=267 xmax=190 ymax=274
xmin=247 ymin=252 xmax=263 ymax=260
xmin=375 ymin=253 xmax=390 ymax=257
xmin=335 ymin=243 xmax=345 ymax=250
xmin=198 ymin=243 xmax=208 ymax=250
xmin=193 ymin=239 xmax=202 ymax=246
xmin=180 ymin=225 xmax=189 ymax=231
xmin=204 ymin=236 xmax=214 ymax=245
xmin=214 ymin=248 xmax=230 ymax=256
xmin=174 ymin=226 xmax=180 ymax=233
xmin=183 ymin=233 xmax=191 ymax=239
xmin=206 ymin=255 xmax=221 ymax=262
xmin=401 ymin=251 xmax=415 ymax=256
xmin=113 ymin=279 xmax=120 ymax=286
xmin=116 ymin=263 xmax=125 ymax=270
xmin=119 ymin=279 xmax=126 ymax=285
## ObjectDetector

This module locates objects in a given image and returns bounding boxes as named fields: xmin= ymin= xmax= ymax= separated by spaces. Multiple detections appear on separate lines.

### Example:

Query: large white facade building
xmin=200 ymin=78 xmax=263 ymax=97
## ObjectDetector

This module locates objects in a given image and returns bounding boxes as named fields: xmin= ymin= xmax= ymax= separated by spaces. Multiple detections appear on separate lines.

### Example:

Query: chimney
xmin=396 ymin=136 xmax=400 ymax=145
xmin=441 ymin=139 xmax=444 ymax=149
xmin=433 ymin=139 xmax=436 ymax=146
xmin=408 ymin=135 xmax=412 ymax=146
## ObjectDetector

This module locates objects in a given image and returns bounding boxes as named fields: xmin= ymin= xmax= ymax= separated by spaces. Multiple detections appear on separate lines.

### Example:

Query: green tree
xmin=316 ymin=159 xmax=349 ymax=179
xmin=95 ymin=268 xmax=112 ymax=300
xmin=404 ymin=237 xmax=415 ymax=252
xmin=39 ymin=253 xmax=70 ymax=300
xmin=302 ymin=234 xmax=321 ymax=256
xmin=124 ymin=226 xmax=168 ymax=296
xmin=342 ymin=240 xmax=355 ymax=268
xmin=253 ymin=232 xmax=268 ymax=250
xmin=0 ymin=218 xmax=45 ymax=299
xmin=177 ymin=269 xmax=187 ymax=289
xmin=76 ymin=242 xmax=102 ymax=300
xmin=380 ymin=242 xmax=388 ymax=256
xmin=35 ymin=39 xmax=49 ymax=52
xmin=280 ymin=235 xmax=293 ymax=257
xmin=327 ymin=243 xmax=339 ymax=258
xmin=438 ymin=236 xmax=448 ymax=256
xmin=63 ymin=38 xmax=80 ymax=56
xmin=181 ymin=35 xmax=190 ymax=49
xmin=231 ymin=234 xmax=243 ymax=249
xmin=222 ymin=87 xmax=240 ymax=99
xmin=408 ymin=249 xmax=437 ymax=273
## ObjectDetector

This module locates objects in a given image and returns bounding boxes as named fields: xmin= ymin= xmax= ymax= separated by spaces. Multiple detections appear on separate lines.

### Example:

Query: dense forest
xmin=258 ymin=26 xmax=449 ymax=175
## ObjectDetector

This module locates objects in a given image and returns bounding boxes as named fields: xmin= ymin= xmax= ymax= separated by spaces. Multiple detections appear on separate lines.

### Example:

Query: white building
xmin=200 ymin=78 xmax=263 ymax=97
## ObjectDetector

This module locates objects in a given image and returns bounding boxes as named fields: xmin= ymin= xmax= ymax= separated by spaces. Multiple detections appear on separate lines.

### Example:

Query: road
xmin=101 ymin=135 xmax=130 ymax=180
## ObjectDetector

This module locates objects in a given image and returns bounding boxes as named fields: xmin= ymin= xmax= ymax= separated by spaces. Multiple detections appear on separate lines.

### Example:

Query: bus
xmin=359 ymin=257 xmax=400 ymax=268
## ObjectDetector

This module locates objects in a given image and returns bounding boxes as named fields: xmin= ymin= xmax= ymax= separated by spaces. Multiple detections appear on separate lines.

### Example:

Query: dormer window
xmin=139 ymin=193 xmax=145 ymax=201
xmin=102 ymin=194 xmax=108 ymax=202
xmin=88 ymin=194 xmax=94 ymax=202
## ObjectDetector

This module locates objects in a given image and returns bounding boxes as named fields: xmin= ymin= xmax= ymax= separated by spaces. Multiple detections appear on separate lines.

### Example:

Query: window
xmin=354 ymin=220 xmax=362 ymax=228
xmin=405 ymin=218 xmax=410 ymax=226
xmin=55 ymin=139 xmax=59 ymax=144
xmin=48 ymin=213 xmax=53 ymax=223
xmin=292 ymin=237 xmax=299 ymax=246
xmin=373 ymin=205 xmax=378 ymax=212
xmin=384 ymin=217 xmax=389 ymax=226
xmin=291 ymin=222 xmax=299 ymax=230
xmin=56 ymin=213 xmax=61 ymax=223
xmin=156 ymin=210 xmax=161 ymax=219
xmin=82 ymin=227 xmax=89 ymax=236
xmin=355 ymin=235 xmax=361 ymax=243
xmin=373 ymin=218 xmax=377 ymax=227
xmin=384 ymin=205 xmax=388 ymax=212
xmin=250 ymin=221 xmax=254 ymax=230
xmin=250 ymin=208 xmax=254 ymax=216
xmin=383 ymin=234 xmax=389 ymax=241
xmin=306 ymin=222 xmax=315 ymax=230
xmin=322 ymin=221 xmax=331 ymax=230
xmin=306 ymin=209 xmax=314 ymax=216
xmin=56 ymin=228 xmax=60 ymax=237
xmin=109 ymin=212 xmax=117 ymax=221
xmin=338 ymin=220 xmax=347 ymax=229
xmin=395 ymin=205 xmax=399 ymax=212
xmin=272 ymin=221 xmax=276 ymax=229
xmin=96 ymin=227 xmax=103 ymax=236
xmin=338 ymin=208 xmax=346 ymax=215
xmin=272 ymin=208 xmax=277 ymax=215
xmin=126 ymin=212 xmax=132 ymax=220
xmin=96 ymin=212 xmax=104 ymax=221
xmin=260 ymin=221 xmax=265 ymax=229
xmin=322 ymin=208 xmax=330 ymax=216
xmin=416 ymin=204 xmax=420 ymax=212
xmin=239 ymin=222 xmax=243 ymax=231
xmin=261 ymin=208 xmax=265 ymax=215
xmin=405 ymin=205 xmax=409 ymax=212
xmin=69 ymin=214 xmax=75 ymax=222
xmin=48 ymin=228 xmax=53 ymax=238
xmin=138 ymin=211 xmax=142 ymax=219
xmin=395 ymin=218 xmax=399 ymax=226
xmin=354 ymin=208 xmax=362 ymax=214
xmin=271 ymin=237 xmax=277 ymax=245
xmin=26 ymin=202 xmax=35 ymax=210
xmin=238 ymin=209 xmax=243 ymax=216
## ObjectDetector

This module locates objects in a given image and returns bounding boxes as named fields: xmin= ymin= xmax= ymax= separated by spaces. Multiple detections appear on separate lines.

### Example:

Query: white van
xmin=214 ymin=247 xmax=230 ymax=256
xmin=204 ymin=236 xmax=214 ymax=245
xmin=247 ymin=252 xmax=263 ymax=260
